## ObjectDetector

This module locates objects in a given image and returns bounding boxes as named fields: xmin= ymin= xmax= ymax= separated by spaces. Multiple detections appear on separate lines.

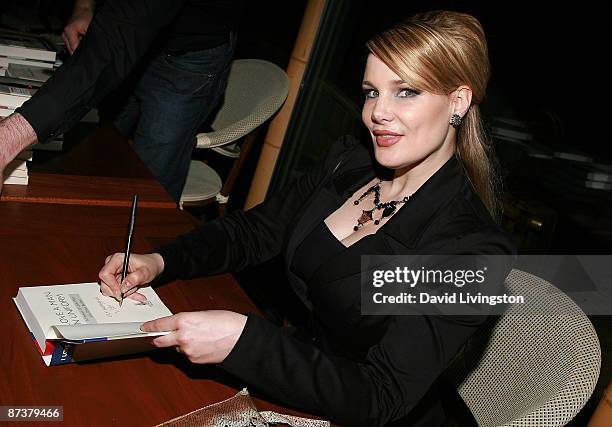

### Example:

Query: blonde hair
xmin=366 ymin=10 xmax=499 ymax=218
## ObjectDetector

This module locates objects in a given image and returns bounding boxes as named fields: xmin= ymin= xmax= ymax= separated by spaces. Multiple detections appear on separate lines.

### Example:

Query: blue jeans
xmin=112 ymin=35 xmax=236 ymax=201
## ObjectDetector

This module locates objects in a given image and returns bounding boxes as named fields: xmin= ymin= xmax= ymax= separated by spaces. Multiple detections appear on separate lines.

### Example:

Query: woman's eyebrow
xmin=362 ymin=79 xmax=407 ymax=86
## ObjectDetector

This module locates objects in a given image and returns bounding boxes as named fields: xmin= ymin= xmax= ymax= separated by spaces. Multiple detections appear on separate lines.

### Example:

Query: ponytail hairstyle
xmin=366 ymin=10 xmax=500 ymax=218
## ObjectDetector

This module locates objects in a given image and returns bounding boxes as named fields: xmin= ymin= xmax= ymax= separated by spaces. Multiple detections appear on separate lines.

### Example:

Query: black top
xmin=153 ymin=136 xmax=517 ymax=426
xmin=17 ymin=0 xmax=245 ymax=142
xmin=158 ymin=0 xmax=244 ymax=54
xmin=292 ymin=222 xmax=346 ymax=282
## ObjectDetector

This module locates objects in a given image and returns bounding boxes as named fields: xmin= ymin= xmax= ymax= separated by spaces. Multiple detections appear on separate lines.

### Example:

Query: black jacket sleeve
xmin=16 ymin=0 xmax=184 ymax=141
xmin=153 ymin=136 xmax=358 ymax=284
xmin=220 ymin=308 xmax=487 ymax=426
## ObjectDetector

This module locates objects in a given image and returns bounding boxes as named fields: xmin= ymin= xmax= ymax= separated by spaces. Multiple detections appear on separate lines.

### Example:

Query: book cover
xmin=7 ymin=63 xmax=53 ymax=82
xmin=13 ymin=283 xmax=173 ymax=366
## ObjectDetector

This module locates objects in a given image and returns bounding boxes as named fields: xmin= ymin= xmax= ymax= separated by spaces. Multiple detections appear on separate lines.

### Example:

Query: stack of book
xmin=0 ymin=75 xmax=41 ymax=112
xmin=0 ymin=28 xmax=67 ymax=166
xmin=2 ymin=146 xmax=32 ymax=186
xmin=0 ymin=29 xmax=57 ymax=75
xmin=1 ymin=28 xmax=98 ymax=186
xmin=0 ymin=67 xmax=34 ymax=185
xmin=0 ymin=28 xmax=57 ymax=113
xmin=0 ymin=28 xmax=97 ymax=154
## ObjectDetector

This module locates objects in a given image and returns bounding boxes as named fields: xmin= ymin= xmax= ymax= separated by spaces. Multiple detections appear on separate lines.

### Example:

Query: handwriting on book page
xmin=93 ymin=296 xmax=121 ymax=319
xmin=93 ymin=295 xmax=153 ymax=319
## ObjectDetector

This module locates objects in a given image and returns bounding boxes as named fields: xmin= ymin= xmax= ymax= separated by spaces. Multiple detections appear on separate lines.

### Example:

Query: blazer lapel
xmin=284 ymin=142 xmax=375 ymax=267
xmin=381 ymin=155 xmax=465 ymax=248
xmin=283 ymin=143 xmax=375 ymax=307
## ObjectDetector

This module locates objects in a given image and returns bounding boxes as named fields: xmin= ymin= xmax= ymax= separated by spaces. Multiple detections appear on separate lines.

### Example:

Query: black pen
xmin=119 ymin=194 xmax=138 ymax=306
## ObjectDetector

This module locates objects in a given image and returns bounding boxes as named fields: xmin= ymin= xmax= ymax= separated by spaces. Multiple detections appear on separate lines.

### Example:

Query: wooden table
xmin=0 ymin=201 xmax=324 ymax=426
xmin=0 ymin=125 xmax=177 ymax=209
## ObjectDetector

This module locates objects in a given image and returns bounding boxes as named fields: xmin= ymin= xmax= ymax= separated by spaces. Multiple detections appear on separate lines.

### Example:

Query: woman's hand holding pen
xmin=98 ymin=253 xmax=165 ymax=303
xmin=141 ymin=311 xmax=248 ymax=364
xmin=99 ymin=253 xmax=247 ymax=363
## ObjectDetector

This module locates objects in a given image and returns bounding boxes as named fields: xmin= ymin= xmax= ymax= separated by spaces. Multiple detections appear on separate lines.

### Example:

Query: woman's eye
xmin=363 ymin=89 xmax=378 ymax=99
xmin=398 ymin=88 xmax=419 ymax=98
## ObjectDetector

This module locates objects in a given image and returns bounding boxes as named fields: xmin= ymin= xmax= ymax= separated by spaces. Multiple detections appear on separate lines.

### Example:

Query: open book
xmin=14 ymin=282 xmax=172 ymax=366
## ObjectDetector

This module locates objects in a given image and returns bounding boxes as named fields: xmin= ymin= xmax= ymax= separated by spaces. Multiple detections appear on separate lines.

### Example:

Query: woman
xmin=99 ymin=10 xmax=515 ymax=426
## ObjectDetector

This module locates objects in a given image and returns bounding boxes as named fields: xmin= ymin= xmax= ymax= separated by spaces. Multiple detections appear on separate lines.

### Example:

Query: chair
xmin=449 ymin=269 xmax=601 ymax=426
xmin=179 ymin=59 xmax=289 ymax=214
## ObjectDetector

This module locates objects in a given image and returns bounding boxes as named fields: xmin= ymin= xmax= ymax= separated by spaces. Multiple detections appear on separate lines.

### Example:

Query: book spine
xmin=2 ymin=175 xmax=29 ymax=185
xmin=50 ymin=342 xmax=76 ymax=365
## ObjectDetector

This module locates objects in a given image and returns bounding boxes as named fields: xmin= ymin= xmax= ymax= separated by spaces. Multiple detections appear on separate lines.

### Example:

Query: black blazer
xmin=156 ymin=136 xmax=516 ymax=426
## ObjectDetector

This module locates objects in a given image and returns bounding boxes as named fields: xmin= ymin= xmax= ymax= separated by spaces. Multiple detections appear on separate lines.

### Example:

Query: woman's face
xmin=361 ymin=54 xmax=456 ymax=176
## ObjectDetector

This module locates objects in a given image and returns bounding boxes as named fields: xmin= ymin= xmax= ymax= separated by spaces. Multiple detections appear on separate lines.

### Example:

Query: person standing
xmin=1 ymin=0 xmax=245 ymax=201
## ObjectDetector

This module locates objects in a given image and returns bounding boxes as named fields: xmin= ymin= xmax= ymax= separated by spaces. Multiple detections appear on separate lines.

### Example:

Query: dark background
xmin=2 ymin=0 xmax=609 ymax=158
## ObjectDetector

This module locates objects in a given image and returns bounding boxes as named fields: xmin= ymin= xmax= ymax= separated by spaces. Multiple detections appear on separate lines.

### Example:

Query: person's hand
xmin=1 ymin=119 xmax=8 ymax=195
xmin=141 ymin=311 xmax=248 ymax=364
xmin=62 ymin=3 xmax=94 ymax=54
xmin=98 ymin=253 xmax=165 ymax=303
xmin=0 ymin=158 xmax=4 ymax=194
xmin=0 ymin=113 xmax=38 ymax=196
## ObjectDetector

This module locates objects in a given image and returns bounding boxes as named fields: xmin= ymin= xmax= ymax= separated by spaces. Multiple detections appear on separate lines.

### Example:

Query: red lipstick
xmin=373 ymin=129 xmax=402 ymax=147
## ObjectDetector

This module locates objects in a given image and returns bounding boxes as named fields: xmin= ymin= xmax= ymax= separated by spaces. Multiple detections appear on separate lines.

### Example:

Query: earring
xmin=450 ymin=114 xmax=462 ymax=127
